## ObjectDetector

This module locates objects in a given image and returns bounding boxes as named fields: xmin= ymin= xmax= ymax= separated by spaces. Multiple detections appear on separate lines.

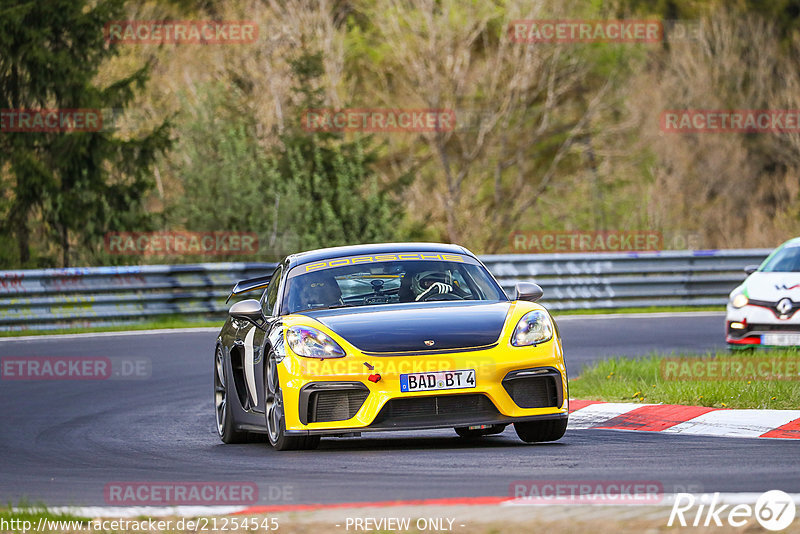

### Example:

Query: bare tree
xmin=347 ymin=0 xmax=619 ymax=251
xmin=628 ymin=10 xmax=800 ymax=248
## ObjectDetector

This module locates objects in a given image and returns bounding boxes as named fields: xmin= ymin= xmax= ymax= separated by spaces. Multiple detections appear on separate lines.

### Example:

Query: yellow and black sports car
xmin=214 ymin=243 xmax=568 ymax=450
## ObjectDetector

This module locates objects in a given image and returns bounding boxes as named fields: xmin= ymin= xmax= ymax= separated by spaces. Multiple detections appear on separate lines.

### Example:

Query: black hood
xmin=300 ymin=301 xmax=511 ymax=353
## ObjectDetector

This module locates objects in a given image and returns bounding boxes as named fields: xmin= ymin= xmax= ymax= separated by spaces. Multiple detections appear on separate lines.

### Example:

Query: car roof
xmin=285 ymin=242 xmax=474 ymax=269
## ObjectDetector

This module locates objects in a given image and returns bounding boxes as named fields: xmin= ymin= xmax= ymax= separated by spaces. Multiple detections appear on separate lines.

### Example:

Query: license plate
xmin=400 ymin=369 xmax=476 ymax=393
xmin=762 ymin=333 xmax=800 ymax=346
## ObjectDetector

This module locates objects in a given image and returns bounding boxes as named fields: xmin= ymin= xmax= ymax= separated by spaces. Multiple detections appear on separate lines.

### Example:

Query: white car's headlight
xmin=731 ymin=293 xmax=749 ymax=308
xmin=511 ymin=310 xmax=554 ymax=347
xmin=286 ymin=326 xmax=346 ymax=358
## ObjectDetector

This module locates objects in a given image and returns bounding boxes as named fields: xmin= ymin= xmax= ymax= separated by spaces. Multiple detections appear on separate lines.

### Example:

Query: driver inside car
xmin=409 ymin=270 xmax=460 ymax=301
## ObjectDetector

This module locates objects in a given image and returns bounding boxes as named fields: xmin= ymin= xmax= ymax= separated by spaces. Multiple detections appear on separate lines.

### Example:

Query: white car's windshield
xmin=761 ymin=244 xmax=800 ymax=272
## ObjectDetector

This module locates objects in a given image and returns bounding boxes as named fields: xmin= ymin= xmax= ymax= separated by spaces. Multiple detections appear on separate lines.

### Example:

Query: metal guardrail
xmin=482 ymin=249 xmax=771 ymax=310
xmin=0 ymin=249 xmax=772 ymax=331
xmin=0 ymin=263 xmax=277 ymax=331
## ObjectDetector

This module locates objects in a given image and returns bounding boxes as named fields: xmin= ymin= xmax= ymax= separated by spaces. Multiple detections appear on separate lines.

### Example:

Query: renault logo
xmin=424 ymin=340 xmax=435 ymax=346
xmin=777 ymin=298 xmax=793 ymax=315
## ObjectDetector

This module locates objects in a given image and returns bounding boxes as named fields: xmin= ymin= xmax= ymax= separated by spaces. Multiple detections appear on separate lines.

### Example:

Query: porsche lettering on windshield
xmin=301 ymin=252 xmax=467 ymax=272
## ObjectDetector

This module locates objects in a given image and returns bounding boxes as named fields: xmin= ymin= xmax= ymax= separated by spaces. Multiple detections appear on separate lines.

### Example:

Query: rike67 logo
xmin=669 ymin=491 xmax=796 ymax=531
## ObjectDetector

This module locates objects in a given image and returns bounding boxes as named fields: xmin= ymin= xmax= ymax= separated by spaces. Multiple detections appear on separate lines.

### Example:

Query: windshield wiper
xmin=318 ymin=303 xmax=356 ymax=310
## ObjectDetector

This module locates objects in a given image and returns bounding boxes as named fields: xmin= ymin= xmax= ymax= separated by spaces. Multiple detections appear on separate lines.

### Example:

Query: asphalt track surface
xmin=1 ymin=312 xmax=798 ymax=507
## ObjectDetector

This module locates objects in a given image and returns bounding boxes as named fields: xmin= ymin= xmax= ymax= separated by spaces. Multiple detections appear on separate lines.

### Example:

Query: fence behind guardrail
xmin=0 ymin=249 xmax=771 ymax=331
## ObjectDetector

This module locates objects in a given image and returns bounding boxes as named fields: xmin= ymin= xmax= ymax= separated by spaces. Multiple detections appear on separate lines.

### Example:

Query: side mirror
xmin=514 ymin=282 xmax=544 ymax=302
xmin=229 ymin=299 xmax=266 ymax=329
xmin=744 ymin=265 xmax=758 ymax=275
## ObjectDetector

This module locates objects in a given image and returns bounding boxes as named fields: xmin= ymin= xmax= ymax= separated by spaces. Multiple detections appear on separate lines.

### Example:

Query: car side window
xmin=263 ymin=265 xmax=283 ymax=316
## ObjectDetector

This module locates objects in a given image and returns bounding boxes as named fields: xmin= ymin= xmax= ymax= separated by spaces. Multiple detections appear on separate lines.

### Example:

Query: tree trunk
xmin=61 ymin=225 xmax=69 ymax=267
xmin=16 ymin=219 xmax=30 ymax=265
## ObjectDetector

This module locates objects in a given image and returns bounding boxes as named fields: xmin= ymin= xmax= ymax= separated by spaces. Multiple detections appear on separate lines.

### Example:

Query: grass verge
xmin=0 ymin=502 xmax=89 ymax=528
xmin=570 ymin=349 xmax=800 ymax=409
xmin=0 ymin=315 xmax=221 ymax=338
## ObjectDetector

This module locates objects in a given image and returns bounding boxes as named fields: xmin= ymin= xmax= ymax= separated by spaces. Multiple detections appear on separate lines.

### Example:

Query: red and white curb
xmin=568 ymin=400 xmax=800 ymax=439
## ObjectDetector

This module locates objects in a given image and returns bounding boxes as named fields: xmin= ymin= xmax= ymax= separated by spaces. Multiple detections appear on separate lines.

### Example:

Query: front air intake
xmin=309 ymin=389 xmax=369 ymax=423
xmin=502 ymin=369 xmax=562 ymax=409
xmin=300 ymin=383 xmax=370 ymax=424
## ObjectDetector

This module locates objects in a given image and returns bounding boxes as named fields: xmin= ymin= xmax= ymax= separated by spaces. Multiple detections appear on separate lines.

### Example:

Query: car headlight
xmin=286 ymin=326 xmax=346 ymax=358
xmin=511 ymin=310 xmax=554 ymax=347
xmin=731 ymin=293 xmax=749 ymax=308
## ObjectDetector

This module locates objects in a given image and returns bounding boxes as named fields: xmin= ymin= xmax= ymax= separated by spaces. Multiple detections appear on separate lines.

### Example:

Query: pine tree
xmin=0 ymin=0 xmax=170 ymax=267
xmin=277 ymin=50 xmax=403 ymax=251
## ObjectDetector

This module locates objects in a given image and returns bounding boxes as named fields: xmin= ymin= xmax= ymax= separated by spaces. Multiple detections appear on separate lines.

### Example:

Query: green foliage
xmin=619 ymin=0 xmax=713 ymax=18
xmin=163 ymin=84 xmax=284 ymax=260
xmin=3 ymin=0 xmax=800 ymax=268
xmin=620 ymin=0 xmax=800 ymax=43
xmin=0 ymin=0 xmax=170 ymax=267
xmin=275 ymin=50 xmax=404 ymax=252
xmin=280 ymin=138 xmax=401 ymax=251
xmin=737 ymin=0 xmax=800 ymax=42
xmin=164 ymin=50 xmax=405 ymax=259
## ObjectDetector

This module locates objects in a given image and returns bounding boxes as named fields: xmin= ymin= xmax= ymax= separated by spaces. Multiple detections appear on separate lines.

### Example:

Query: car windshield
xmin=282 ymin=253 xmax=507 ymax=314
xmin=761 ymin=244 xmax=800 ymax=272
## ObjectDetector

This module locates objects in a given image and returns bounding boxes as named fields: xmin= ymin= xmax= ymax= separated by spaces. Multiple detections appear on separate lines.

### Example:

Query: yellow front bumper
xmin=278 ymin=337 xmax=568 ymax=434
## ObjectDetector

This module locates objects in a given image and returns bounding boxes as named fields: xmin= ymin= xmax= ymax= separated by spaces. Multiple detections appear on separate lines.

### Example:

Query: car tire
xmin=514 ymin=418 xmax=568 ymax=443
xmin=215 ymin=346 xmax=249 ymax=444
xmin=454 ymin=424 xmax=506 ymax=438
xmin=265 ymin=353 xmax=320 ymax=451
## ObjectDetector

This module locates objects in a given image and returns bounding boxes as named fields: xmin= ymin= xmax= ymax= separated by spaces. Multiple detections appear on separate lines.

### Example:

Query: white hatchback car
xmin=727 ymin=238 xmax=800 ymax=348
